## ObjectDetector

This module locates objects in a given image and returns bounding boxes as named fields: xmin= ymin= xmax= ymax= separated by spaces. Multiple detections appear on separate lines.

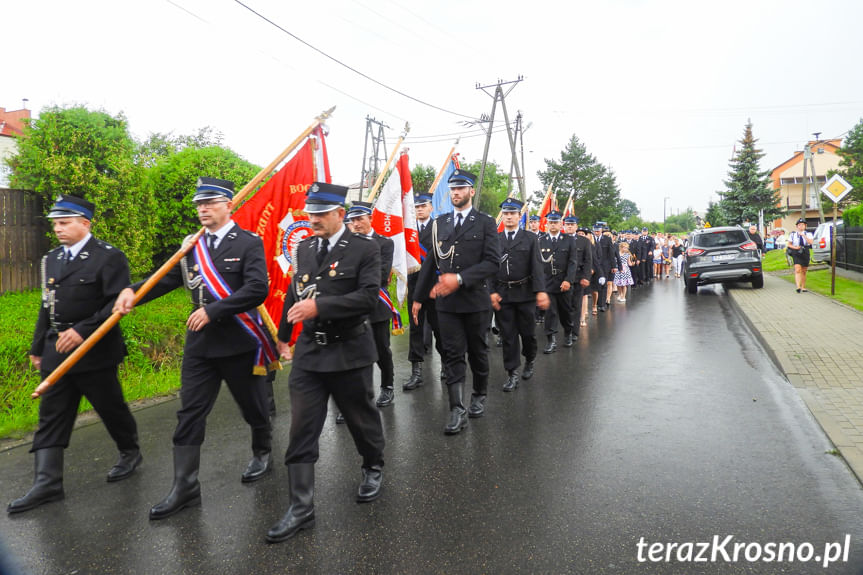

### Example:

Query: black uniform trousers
xmin=32 ymin=365 xmax=138 ymax=453
xmin=371 ymin=319 xmax=394 ymax=389
xmin=408 ymin=297 xmax=443 ymax=363
xmin=570 ymin=284 xmax=585 ymax=335
xmin=285 ymin=364 xmax=384 ymax=468
xmin=544 ymin=291 xmax=574 ymax=337
xmin=174 ymin=349 xmax=271 ymax=451
xmin=495 ymin=301 xmax=537 ymax=372
xmin=437 ymin=309 xmax=491 ymax=396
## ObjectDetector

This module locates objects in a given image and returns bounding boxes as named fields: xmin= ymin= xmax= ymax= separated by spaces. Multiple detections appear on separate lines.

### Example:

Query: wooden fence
xmin=0 ymin=188 xmax=49 ymax=293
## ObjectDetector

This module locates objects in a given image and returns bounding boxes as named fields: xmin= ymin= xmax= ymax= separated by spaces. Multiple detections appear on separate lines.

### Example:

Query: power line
xmin=230 ymin=0 xmax=477 ymax=120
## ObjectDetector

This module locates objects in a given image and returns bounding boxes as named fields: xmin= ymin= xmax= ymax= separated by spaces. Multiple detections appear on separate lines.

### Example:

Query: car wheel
xmin=686 ymin=277 xmax=698 ymax=294
xmin=751 ymin=275 xmax=764 ymax=289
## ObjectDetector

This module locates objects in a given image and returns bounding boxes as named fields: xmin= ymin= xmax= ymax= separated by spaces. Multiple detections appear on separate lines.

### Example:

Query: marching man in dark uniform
xmin=592 ymin=222 xmax=617 ymax=311
xmin=528 ymin=214 xmax=542 ymax=236
xmin=267 ymin=183 xmax=386 ymax=544
xmin=404 ymin=193 xmax=442 ymax=391
xmin=412 ymin=169 xmax=500 ymax=435
xmin=568 ymin=220 xmax=593 ymax=340
xmin=8 ymin=195 xmax=141 ymax=514
xmin=490 ymin=198 xmax=549 ymax=391
xmin=538 ymin=211 xmax=577 ymax=354
xmin=345 ymin=201 xmax=396 ymax=408
xmin=114 ymin=177 xmax=275 ymax=520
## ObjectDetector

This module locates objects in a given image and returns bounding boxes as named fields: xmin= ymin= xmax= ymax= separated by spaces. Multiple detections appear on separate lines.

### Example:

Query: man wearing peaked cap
xmin=9 ymin=195 xmax=141 ymax=514
xmin=592 ymin=222 xmax=617 ymax=311
xmin=528 ymin=214 xmax=541 ymax=235
xmin=114 ymin=176 xmax=276 ymax=520
xmin=491 ymin=198 xmax=548 ymax=390
xmin=345 ymin=201 xmax=396 ymax=409
xmin=413 ymin=168 xmax=501 ymax=434
xmin=265 ymin=182 xmax=386 ymax=543
xmin=538 ymin=211 xmax=581 ymax=352
xmin=404 ymin=193 xmax=443 ymax=391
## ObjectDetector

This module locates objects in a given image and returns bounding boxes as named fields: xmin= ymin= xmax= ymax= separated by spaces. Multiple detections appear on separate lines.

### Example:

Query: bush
xmin=0 ymin=289 xmax=188 ymax=439
xmin=843 ymin=204 xmax=863 ymax=227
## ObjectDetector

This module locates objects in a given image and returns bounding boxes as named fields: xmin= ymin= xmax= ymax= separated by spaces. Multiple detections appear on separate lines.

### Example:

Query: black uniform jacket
xmin=407 ymin=218 xmax=434 ymax=298
xmin=415 ymin=208 xmax=501 ymax=313
xmin=31 ymin=236 xmax=130 ymax=374
xmin=538 ymin=233 xmax=577 ymax=293
xmin=370 ymin=232 xmax=395 ymax=323
xmin=134 ymin=223 xmax=269 ymax=358
xmin=278 ymin=231 xmax=381 ymax=373
xmin=572 ymin=234 xmax=593 ymax=284
xmin=493 ymin=229 xmax=546 ymax=304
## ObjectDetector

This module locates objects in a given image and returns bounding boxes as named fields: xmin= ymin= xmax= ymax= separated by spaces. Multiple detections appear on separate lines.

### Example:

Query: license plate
xmin=712 ymin=254 xmax=736 ymax=261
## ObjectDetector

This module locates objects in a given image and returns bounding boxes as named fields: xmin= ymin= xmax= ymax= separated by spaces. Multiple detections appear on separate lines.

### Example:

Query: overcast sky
xmin=2 ymin=0 xmax=862 ymax=221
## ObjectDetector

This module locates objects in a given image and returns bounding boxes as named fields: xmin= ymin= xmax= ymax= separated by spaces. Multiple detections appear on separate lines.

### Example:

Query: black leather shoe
xmin=503 ymin=371 xmax=519 ymax=392
xmin=403 ymin=363 xmax=424 ymax=390
xmin=543 ymin=335 xmax=557 ymax=354
xmin=376 ymin=387 xmax=395 ymax=407
xmin=107 ymin=449 xmax=142 ymax=483
xmin=356 ymin=467 xmax=383 ymax=502
xmin=444 ymin=407 xmax=468 ymax=435
xmin=468 ymin=395 xmax=486 ymax=418
xmin=564 ymin=333 xmax=574 ymax=347
xmin=335 ymin=413 xmax=346 ymax=424
xmin=598 ymin=304 xmax=606 ymax=312
xmin=522 ymin=361 xmax=535 ymax=380
xmin=241 ymin=451 xmax=272 ymax=483
xmin=7 ymin=447 xmax=64 ymax=514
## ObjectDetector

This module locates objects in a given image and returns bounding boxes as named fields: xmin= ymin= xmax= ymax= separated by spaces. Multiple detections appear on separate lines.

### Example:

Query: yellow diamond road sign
xmin=821 ymin=174 xmax=853 ymax=203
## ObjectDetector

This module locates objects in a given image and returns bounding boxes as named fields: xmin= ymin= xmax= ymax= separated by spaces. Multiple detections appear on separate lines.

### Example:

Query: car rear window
xmin=693 ymin=230 xmax=747 ymax=248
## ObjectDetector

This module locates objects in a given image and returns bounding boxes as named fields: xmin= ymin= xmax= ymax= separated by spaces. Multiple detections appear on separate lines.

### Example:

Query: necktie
xmin=62 ymin=249 xmax=71 ymax=267
xmin=508 ymin=232 xmax=514 ymax=243
xmin=455 ymin=213 xmax=463 ymax=232
xmin=208 ymin=233 xmax=217 ymax=252
xmin=420 ymin=223 xmax=425 ymax=233
xmin=316 ymin=239 xmax=329 ymax=267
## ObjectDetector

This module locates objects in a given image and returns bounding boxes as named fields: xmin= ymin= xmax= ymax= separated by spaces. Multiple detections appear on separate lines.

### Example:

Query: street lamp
xmin=663 ymin=196 xmax=670 ymax=229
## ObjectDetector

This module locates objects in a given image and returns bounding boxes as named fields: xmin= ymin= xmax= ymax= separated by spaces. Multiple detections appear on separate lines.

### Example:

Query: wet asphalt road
xmin=3 ymin=279 xmax=863 ymax=574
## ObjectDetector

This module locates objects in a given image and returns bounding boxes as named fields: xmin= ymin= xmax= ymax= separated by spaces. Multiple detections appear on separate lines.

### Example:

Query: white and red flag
xmin=371 ymin=152 xmax=422 ymax=305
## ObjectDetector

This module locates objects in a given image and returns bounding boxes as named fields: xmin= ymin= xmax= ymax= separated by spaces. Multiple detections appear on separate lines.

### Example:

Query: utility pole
xmin=800 ymin=144 xmax=809 ymax=223
xmin=474 ymin=77 xmax=524 ymax=206
xmin=359 ymin=116 xmax=390 ymax=202
xmin=811 ymin=133 xmax=825 ymax=224
xmin=663 ymin=197 xmax=670 ymax=230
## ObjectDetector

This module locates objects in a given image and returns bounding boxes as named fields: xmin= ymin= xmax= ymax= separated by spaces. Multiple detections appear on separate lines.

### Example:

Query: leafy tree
xmin=833 ymin=118 xmax=863 ymax=204
xmin=618 ymin=198 xmax=640 ymax=219
xmin=664 ymin=209 xmax=697 ymax=233
xmin=719 ymin=120 xmax=784 ymax=225
xmin=537 ymin=135 xmax=622 ymax=226
xmin=704 ymin=199 xmax=727 ymax=227
xmin=459 ymin=158 xmax=509 ymax=215
xmin=410 ymin=163 xmax=436 ymax=196
xmin=143 ymin=146 xmax=260 ymax=266
xmin=5 ymin=105 xmax=155 ymax=275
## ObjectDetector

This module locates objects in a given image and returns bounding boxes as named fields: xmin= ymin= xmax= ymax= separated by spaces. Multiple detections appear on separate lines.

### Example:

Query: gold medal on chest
xmin=328 ymin=269 xmax=336 ymax=277
xmin=193 ymin=264 xmax=199 ymax=272
xmin=302 ymin=274 xmax=309 ymax=282
xmin=48 ymin=278 xmax=55 ymax=285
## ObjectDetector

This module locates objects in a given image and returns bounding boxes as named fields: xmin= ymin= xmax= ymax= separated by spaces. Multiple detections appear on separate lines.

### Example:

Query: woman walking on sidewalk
xmin=671 ymin=237 xmax=685 ymax=278
xmin=787 ymin=218 xmax=814 ymax=293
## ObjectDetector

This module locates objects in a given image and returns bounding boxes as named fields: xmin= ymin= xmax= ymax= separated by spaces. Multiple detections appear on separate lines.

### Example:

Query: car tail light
xmin=739 ymin=241 xmax=757 ymax=251
xmin=689 ymin=273 xmax=698 ymax=278
xmin=819 ymin=238 xmax=826 ymax=248
xmin=753 ymin=267 xmax=761 ymax=272
xmin=686 ymin=248 xmax=705 ymax=256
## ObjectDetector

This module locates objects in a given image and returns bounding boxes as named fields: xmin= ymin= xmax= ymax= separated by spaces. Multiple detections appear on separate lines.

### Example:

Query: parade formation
xmin=7 ymin=121 xmax=684 ymax=547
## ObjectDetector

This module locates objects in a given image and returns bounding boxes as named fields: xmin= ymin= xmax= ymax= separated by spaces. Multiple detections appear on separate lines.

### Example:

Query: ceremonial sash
xmin=193 ymin=237 xmax=278 ymax=374
xmin=418 ymin=242 xmax=428 ymax=263
xmin=378 ymin=288 xmax=404 ymax=335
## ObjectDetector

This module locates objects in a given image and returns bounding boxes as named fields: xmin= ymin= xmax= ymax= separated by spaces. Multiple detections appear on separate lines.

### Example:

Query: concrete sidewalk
xmin=729 ymin=273 xmax=863 ymax=482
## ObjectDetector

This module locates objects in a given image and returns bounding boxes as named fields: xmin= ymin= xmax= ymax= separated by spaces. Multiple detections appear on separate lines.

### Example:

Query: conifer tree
xmin=719 ymin=120 xmax=784 ymax=225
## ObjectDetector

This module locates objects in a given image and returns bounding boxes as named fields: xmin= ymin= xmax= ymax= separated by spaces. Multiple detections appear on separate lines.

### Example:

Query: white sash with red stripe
xmin=193 ymin=237 xmax=278 ymax=374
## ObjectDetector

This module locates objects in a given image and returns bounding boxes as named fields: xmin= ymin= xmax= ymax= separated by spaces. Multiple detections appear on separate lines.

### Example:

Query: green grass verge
xmin=762 ymin=249 xmax=793 ymax=272
xmin=778 ymin=270 xmax=863 ymax=312
xmin=0 ymin=289 xmax=188 ymax=439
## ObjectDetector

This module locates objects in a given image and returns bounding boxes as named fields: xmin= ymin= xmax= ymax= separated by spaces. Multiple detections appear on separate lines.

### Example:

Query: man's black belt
xmin=48 ymin=322 xmax=75 ymax=333
xmin=497 ymin=277 xmax=530 ymax=287
xmin=312 ymin=321 xmax=368 ymax=346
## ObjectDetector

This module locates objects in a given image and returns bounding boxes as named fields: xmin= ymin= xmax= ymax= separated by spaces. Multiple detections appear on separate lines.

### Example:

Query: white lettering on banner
xmin=636 ymin=535 xmax=851 ymax=568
